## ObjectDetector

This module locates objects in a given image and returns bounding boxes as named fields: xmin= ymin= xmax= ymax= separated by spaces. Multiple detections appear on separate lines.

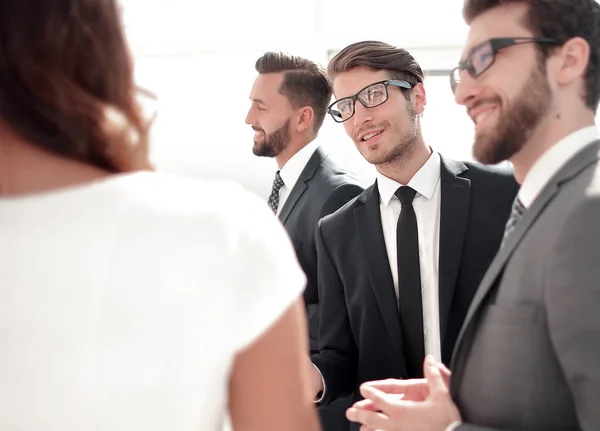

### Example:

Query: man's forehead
xmin=250 ymin=73 xmax=285 ymax=100
xmin=332 ymin=68 xmax=390 ymax=97
xmin=461 ymin=3 xmax=531 ymax=56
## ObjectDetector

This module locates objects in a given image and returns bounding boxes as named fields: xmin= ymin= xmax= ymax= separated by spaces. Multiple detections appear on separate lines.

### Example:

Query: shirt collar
xmin=279 ymin=140 xmax=320 ymax=192
xmin=376 ymin=151 xmax=441 ymax=206
xmin=519 ymin=125 xmax=599 ymax=208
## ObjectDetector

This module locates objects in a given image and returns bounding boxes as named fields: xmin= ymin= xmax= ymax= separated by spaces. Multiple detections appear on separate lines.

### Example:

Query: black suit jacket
xmin=277 ymin=146 xmax=364 ymax=354
xmin=311 ymin=156 xmax=518 ymax=429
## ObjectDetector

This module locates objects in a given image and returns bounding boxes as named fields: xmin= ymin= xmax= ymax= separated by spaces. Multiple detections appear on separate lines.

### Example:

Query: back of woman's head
xmin=0 ymin=0 xmax=150 ymax=172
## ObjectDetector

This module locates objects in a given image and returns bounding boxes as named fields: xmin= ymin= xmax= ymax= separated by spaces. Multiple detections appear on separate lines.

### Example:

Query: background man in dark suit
xmin=346 ymin=1 xmax=600 ymax=431
xmin=246 ymin=52 xmax=364 ymax=431
xmin=307 ymin=41 xmax=517 ymax=431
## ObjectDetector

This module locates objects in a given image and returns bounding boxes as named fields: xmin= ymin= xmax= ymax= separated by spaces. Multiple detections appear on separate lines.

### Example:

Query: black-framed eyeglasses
xmin=449 ymin=37 xmax=562 ymax=94
xmin=327 ymin=80 xmax=413 ymax=123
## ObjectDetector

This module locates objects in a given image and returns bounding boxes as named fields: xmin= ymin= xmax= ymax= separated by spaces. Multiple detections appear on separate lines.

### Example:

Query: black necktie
xmin=500 ymin=196 xmax=525 ymax=249
xmin=395 ymin=186 xmax=425 ymax=378
xmin=267 ymin=170 xmax=284 ymax=213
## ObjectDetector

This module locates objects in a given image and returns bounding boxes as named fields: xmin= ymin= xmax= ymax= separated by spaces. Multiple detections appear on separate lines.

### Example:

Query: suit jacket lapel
xmin=450 ymin=181 xmax=559 ymax=395
xmin=451 ymin=140 xmax=600 ymax=394
xmin=355 ymin=182 xmax=405 ymax=355
xmin=438 ymin=157 xmax=471 ymax=342
xmin=278 ymin=147 xmax=328 ymax=224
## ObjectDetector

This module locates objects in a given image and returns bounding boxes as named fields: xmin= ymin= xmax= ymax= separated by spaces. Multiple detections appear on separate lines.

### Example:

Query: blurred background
xmin=122 ymin=0 xmax=509 ymax=198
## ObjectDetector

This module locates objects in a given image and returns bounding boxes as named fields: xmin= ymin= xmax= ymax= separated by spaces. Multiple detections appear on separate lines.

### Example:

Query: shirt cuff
xmin=445 ymin=421 xmax=462 ymax=431
xmin=312 ymin=363 xmax=326 ymax=403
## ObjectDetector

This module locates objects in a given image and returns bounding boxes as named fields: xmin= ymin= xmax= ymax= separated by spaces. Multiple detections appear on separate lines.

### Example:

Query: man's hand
xmin=351 ymin=358 xmax=451 ymax=412
xmin=346 ymin=356 xmax=460 ymax=431
xmin=306 ymin=356 xmax=324 ymax=400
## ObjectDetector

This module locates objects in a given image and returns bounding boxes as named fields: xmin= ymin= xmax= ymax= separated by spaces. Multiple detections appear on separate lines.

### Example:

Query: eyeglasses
xmin=449 ymin=37 xmax=562 ymax=94
xmin=327 ymin=80 xmax=413 ymax=123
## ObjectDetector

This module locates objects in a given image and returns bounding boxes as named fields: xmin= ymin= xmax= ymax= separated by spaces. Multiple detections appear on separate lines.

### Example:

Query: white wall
xmin=120 ymin=0 xmax=478 ymax=199
xmin=122 ymin=0 xmax=599 ymax=200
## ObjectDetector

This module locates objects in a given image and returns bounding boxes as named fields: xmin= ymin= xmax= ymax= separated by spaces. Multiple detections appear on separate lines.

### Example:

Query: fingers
xmin=353 ymin=398 xmax=379 ymax=412
xmin=421 ymin=355 xmax=452 ymax=388
xmin=424 ymin=357 xmax=448 ymax=395
xmin=438 ymin=362 xmax=451 ymax=377
xmin=361 ymin=377 xmax=425 ymax=394
xmin=353 ymin=394 xmax=406 ymax=415
xmin=347 ymin=406 xmax=391 ymax=430
xmin=437 ymin=362 xmax=452 ymax=388
xmin=360 ymin=385 xmax=393 ymax=412
xmin=349 ymin=393 xmax=419 ymax=431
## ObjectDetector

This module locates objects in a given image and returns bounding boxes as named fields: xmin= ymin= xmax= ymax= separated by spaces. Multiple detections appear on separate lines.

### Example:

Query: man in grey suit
xmin=343 ymin=1 xmax=600 ymax=430
xmin=246 ymin=52 xmax=364 ymax=431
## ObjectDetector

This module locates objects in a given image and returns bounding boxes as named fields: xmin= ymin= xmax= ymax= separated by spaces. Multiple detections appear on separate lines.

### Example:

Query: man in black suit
xmin=307 ymin=41 xmax=518 ymax=430
xmin=246 ymin=52 xmax=364 ymax=431
xmin=346 ymin=2 xmax=600 ymax=431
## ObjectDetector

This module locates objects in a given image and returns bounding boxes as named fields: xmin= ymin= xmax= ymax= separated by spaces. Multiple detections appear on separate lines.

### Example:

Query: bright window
xmin=122 ymin=0 xmax=599 ymax=198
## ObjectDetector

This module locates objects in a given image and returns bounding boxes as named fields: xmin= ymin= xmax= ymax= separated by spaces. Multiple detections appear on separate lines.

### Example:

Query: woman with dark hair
xmin=0 ymin=2 xmax=320 ymax=430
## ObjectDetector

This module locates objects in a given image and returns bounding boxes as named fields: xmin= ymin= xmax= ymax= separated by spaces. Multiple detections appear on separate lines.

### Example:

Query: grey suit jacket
xmin=450 ymin=141 xmax=600 ymax=431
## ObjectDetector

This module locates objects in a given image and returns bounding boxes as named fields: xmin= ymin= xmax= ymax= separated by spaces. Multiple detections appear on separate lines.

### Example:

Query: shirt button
xmin=424 ymin=327 xmax=432 ymax=337
xmin=421 ymin=288 xmax=428 ymax=296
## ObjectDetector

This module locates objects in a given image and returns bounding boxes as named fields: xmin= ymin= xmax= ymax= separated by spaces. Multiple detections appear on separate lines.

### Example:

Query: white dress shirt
xmin=376 ymin=151 xmax=442 ymax=361
xmin=276 ymin=140 xmax=320 ymax=215
xmin=519 ymin=125 xmax=599 ymax=209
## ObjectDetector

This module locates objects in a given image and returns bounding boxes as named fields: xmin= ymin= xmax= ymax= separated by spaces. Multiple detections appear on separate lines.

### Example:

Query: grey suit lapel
xmin=438 ymin=157 xmax=471 ymax=343
xmin=355 ymin=183 xmax=406 ymax=358
xmin=278 ymin=146 xmax=328 ymax=224
xmin=451 ymin=140 xmax=600 ymax=394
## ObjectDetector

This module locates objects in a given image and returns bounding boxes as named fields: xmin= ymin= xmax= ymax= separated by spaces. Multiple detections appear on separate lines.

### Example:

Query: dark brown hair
xmin=463 ymin=0 xmax=600 ymax=111
xmin=327 ymin=41 xmax=424 ymax=101
xmin=0 ymin=0 xmax=150 ymax=172
xmin=255 ymin=52 xmax=331 ymax=132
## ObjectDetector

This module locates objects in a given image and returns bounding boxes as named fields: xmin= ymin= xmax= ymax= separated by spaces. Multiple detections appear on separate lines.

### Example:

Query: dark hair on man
xmin=255 ymin=52 xmax=331 ymax=133
xmin=327 ymin=41 xmax=424 ymax=101
xmin=463 ymin=0 xmax=600 ymax=111
xmin=0 ymin=0 xmax=149 ymax=173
